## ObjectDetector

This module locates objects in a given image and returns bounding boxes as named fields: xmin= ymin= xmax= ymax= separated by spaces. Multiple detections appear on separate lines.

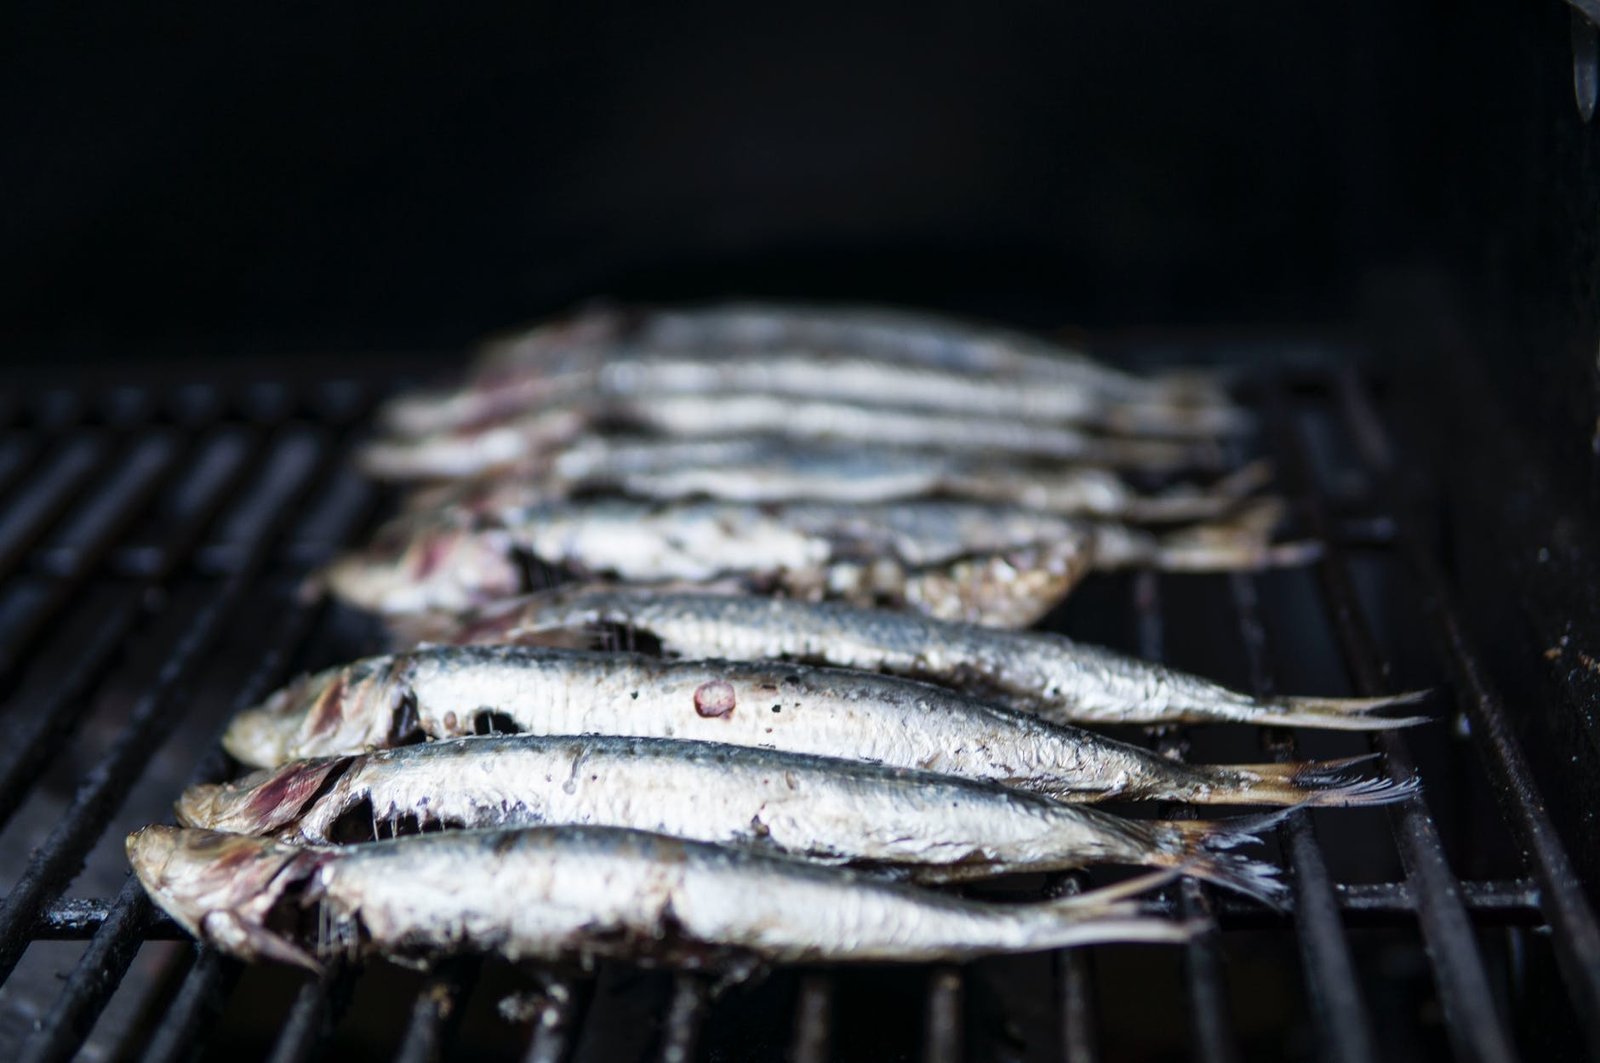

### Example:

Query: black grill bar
xmin=394 ymin=959 xmax=481 ymax=1063
xmin=1265 ymin=383 xmax=1520 ymax=1063
xmin=1049 ymin=876 xmax=1099 ymax=1063
xmin=28 ymin=876 xmax=1547 ymax=940
xmin=0 ymin=431 xmax=331 ymax=988
xmin=659 ymin=974 xmax=710 ymax=1063
xmin=136 ymin=949 xmax=239 ymax=1063
xmin=1133 ymin=569 xmax=1241 ymax=1063
xmin=788 ymin=975 xmax=833 ymax=1063
xmin=922 ymin=966 xmax=963 ymax=1063
xmin=1228 ymin=572 xmax=1382 ymax=1063
xmin=520 ymin=975 xmax=589 ymax=1063
xmin=1334 ymin=371 xmax=1600 ymax=1059
xmin=266 ymin=975 xmax=345 ymax=1063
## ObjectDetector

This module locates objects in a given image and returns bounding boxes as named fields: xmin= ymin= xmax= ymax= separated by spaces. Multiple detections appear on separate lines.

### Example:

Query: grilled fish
xmin=393 ymin=587 xmax=1428 ymax=731
xmin=316 ymin=497 xmax=1315 ymax=623
xmin=397 ymin=440 xmax=1272 ymax=523
xmin=361 ymin=395 xmax=1219 ymax=482
xmin=177 ymin=734 xmax=1285 ymax=903
xmin=384 ymin=302 xmax=1232 ymax=437
xmin=221 ymin=645 xmax=1414 ymax=809
xmin=128 ymin=824 xmax=1194 ymax=973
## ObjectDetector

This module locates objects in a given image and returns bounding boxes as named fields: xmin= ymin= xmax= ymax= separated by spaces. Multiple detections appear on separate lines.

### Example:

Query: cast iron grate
xmin=0 ymin=352 xmax=1595 ymax=1062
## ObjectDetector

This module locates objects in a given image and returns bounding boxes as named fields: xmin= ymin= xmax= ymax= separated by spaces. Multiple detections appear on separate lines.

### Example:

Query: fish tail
xmin=1029 ymin=871 xmax=1198 ymax=948
xmin=1144 ymin=498 xmax=1322 ymax=572
xmin=1173 ymin=755 xmax=1419 ymax=807
xmin=1123 ymin=460 xmax=1276 ymax=522
xmin=1248 ymin=689 xmax=1432 ymax=730
xmin=1145 ymin=816 xmax=1289 ymax=908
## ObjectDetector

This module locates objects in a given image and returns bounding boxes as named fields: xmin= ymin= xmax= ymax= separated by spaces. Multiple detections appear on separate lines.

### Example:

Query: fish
xmin=360 ymin=394 xmax=1221 ymax=482
xmin=390 ymin=586 xmax=1430 ymax=731
xmin=176 ymin=734 xmax=1286 ymax=904
xmin=383 ymin=302 xmax=1233 ymax=437
xmin=381 ymin=349 xmax=1248 ymax=445
xmin=220 ymin=645 xmax=1416 ymax=809
xmin=127 ymin=823 xmax=1196 ymax=973
xmin=315 ymin=497 xmax=1316 ymax=624
xmin=396 ymin=440 xmax=1273 ymax=523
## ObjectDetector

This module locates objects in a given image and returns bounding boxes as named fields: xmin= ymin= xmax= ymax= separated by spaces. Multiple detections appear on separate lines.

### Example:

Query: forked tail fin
xmin=1178 ymin=755 xmax=1420 ymax=808
xmin=1247 ymin=689 xmax=1432 ymax=731
xmin=1144 ymin=813 xmax=1291 ymax=908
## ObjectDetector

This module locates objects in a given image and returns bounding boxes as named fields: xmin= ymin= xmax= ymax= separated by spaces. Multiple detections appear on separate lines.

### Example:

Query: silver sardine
xmin=221 ymin=645 xmax=1414 ymax=809
xmin=177 ymin=734 xmax=1284 ymax=902
xmin=316 ymin=497 xmax=1315 ymax=625
xmin=393 ymin=587 xmax=1428 ymax=731
xmin=128 ymin=824 xmax=1195 ymax=973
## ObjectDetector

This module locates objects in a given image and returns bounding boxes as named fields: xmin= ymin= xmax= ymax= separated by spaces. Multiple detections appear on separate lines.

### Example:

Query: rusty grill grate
xmin=0 ymin=352 xmax=1596 ymax=1062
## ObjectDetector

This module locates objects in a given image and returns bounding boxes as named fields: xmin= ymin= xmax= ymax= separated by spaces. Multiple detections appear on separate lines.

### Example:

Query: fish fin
xmin=1179 ymin=756 xmax=1420 ymax=807
xmin=1123 ymin=459 xmax=1275 ymax=522
xmin=1051 ymin=868 xmax=1183 ymax=907
xmin=1151 ymin=817 xmax=1289 ymax=909
xmin=1247 ymin=689 xmax=1432 ymax=730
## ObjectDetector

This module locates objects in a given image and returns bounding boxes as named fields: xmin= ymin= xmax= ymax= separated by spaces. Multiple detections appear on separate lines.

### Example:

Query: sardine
xmin=383 ymin=302 xmax=1230 ymax=437
xmin=127 ymin=824 xmax=1195 ymax=973
xmin=316 ymin=497 xmax=1315 ymax=624
xmin=381 ymin=349 xmax=1247 ymax=443
xmin=177 ymin=734 xmax=1285 ymax=903
xmin=220 ymin=645 xmax=1414 ymax=809
xmin=361 ymin=394 xmax=1219 ymax=482
xmin=398 ymin=440 xmax=1272 ymax=523
xmin=392 ymin=587 xmax=1429 ymax=731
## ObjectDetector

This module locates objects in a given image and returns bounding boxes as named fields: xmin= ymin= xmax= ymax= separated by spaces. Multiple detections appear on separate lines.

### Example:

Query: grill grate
xmin=0 ymin=355 xmax=1596 ymax=1062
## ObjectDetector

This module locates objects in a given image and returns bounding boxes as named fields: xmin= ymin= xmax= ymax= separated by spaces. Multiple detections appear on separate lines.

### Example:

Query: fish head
xmin=317 ymin=521 xmax=524 ymax=615
xmin=223 ymin=656 xmax=419 ymax=768
xmin=127 ymin=825 xmax=328 ymax=970
xmin=176 ymin=757 xmax=351 ymax=836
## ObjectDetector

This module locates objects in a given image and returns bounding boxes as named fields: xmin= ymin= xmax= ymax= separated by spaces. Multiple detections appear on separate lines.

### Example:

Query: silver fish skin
xmin=176 ymin=735 xmax=1285 ymax=903
xmin=362 ymin=395 xmax=1216 ymax=482
xmin=316 ymin=498 xmax=1313 ymax=624
xmin=127 ymin=824 xmax=1195 ymax=973
xmin=384 ymin=350 xmax=1247 ymax=442
xmin=221 ymin=645 xmax=1415 ymax=810
xmin=483 ymin=302 xmax=1221 ymax=403
xmin=398 ymin=442 xmax=1270 ymax=524
xmin=395 ymin=588 xmax=1429 ymax=732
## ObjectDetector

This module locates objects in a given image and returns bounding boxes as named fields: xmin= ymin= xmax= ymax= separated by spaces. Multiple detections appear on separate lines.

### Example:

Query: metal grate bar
xmin=18 ymin=876 xmax=153 ymax=1063
xmin=0 ymin=427 xmax=270 ymax=835
xmin=0 ymin=430 xmax=331 ymax=986
xmin=1228 ymin=572 xmax=1381 ymax=1063
xmin=1266 ymin=384 xmax=1519 ymax=1063
xmin=788 ymin=975 xmax=833 ymax=1063
xmin=266 ymin=975 xmax=343 ymax=1063
xmin=1049 ymin=875 xmax=1099 ymax=1063
xmin=922 ymin=966 xmax=963 ymax=1063
xmin=1334 ymin=371 xmax=1600 ymax=1058
xmin=1132 ymin=570 xmax=1240 ymax=1063
xmin=22 ymin=589 xmax=353 ymax=1062
xmin=0 ymin=437 xmax=106 ymax=581
xmin=393 ymin=960 xmax=481 ymax=1063
xmin=521 ymin=976 xmax=590 ymax=1063
xmin=658 ymin=974 xmax=709 ymax=1063
xmin=136 ymin=949 xmax=239 ymax=1063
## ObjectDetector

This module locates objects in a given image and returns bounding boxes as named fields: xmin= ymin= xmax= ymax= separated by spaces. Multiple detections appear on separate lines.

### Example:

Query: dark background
xmin=2 ymin=1 xmax=1463 ymax=357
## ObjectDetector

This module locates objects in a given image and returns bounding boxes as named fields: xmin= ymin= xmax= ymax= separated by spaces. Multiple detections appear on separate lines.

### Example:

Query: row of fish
xmin=130 ymin=302 xmax=1425 ymax=976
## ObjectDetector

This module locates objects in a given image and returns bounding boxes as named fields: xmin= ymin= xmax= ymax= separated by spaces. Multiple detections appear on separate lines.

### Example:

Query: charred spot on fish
xmin=693 ymin=681 xmax=736 ymax=718
xmin=589 ymin=621 xmax=665 ymax=657
xmin=771 ymin=705 xmax=781 ymax=713
xmin=474 ymin=710 xmax=520 ymax=736
xmin=388 ymin=688 xmax=425 ymax=746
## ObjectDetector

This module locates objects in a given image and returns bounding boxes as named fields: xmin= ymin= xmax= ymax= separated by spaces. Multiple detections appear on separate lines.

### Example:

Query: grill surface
xmin=0 ymin=348 xmax=1597 ymax=1062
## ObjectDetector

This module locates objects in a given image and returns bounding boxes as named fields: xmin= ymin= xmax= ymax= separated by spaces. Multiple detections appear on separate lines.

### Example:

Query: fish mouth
xmin=126 ymin=825 xmax=329 ymax=970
